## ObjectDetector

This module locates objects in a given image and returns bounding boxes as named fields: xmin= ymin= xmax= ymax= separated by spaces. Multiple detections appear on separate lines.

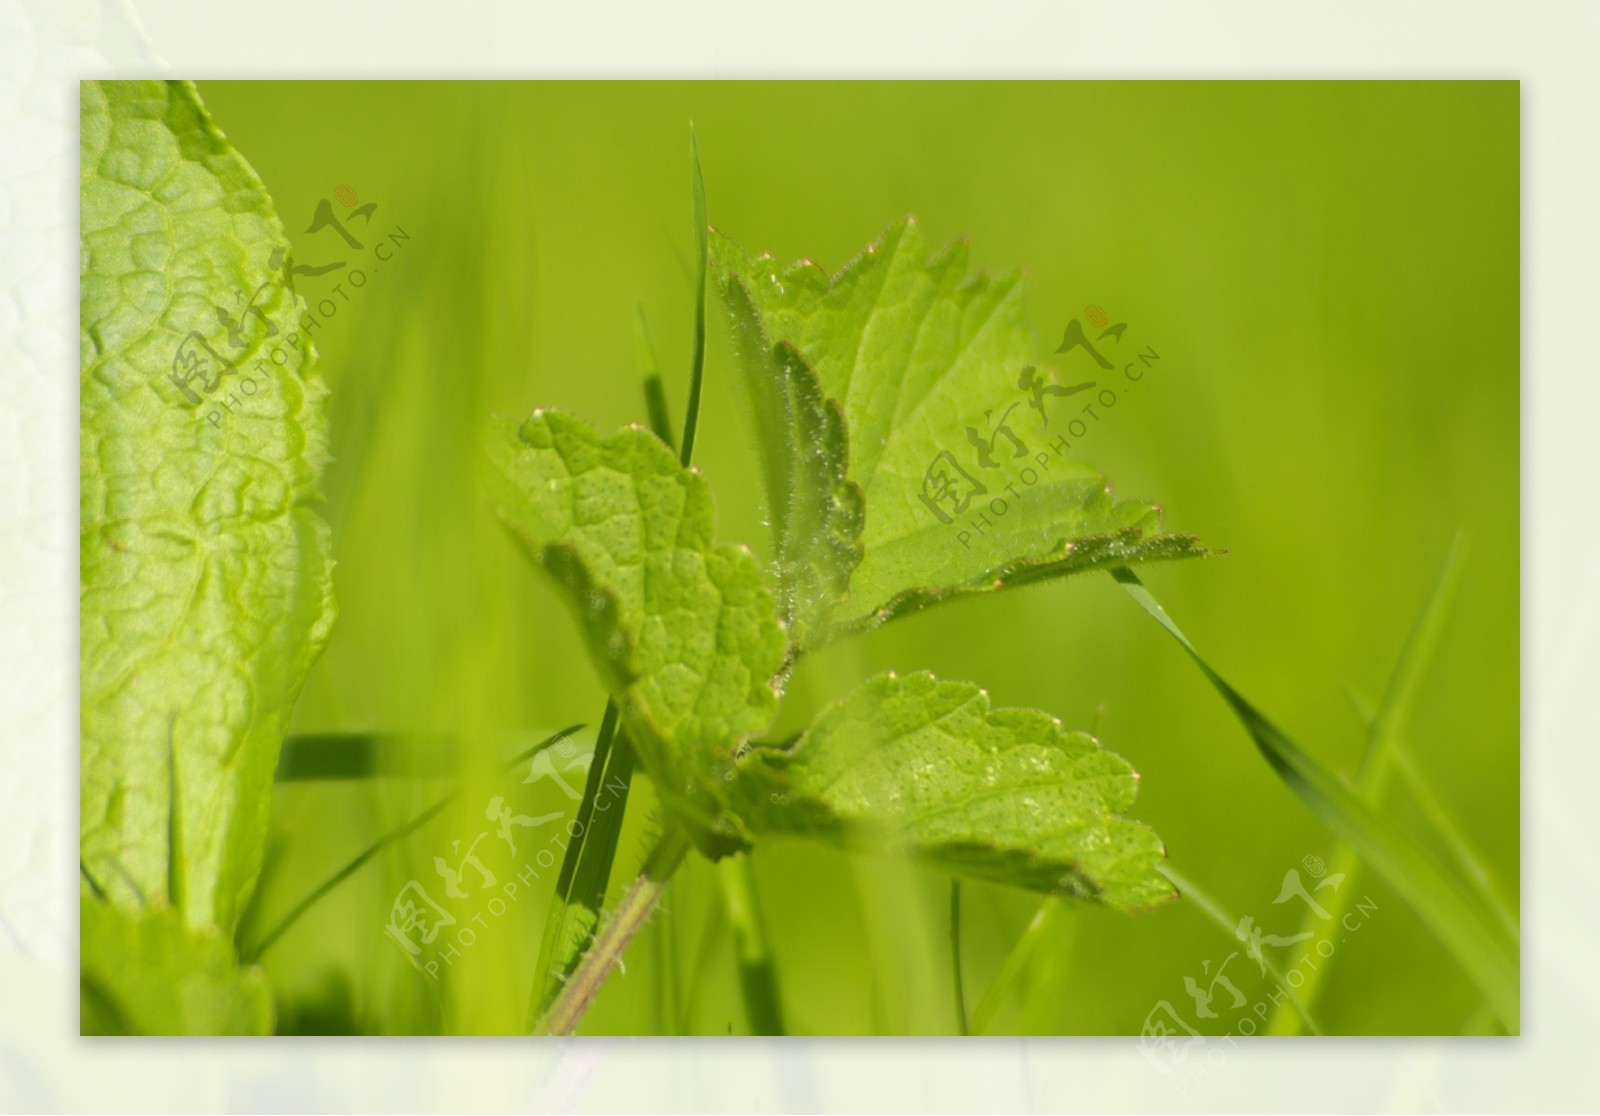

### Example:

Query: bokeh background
xmin=197 ymin=81 xmax=1519 ymax=1036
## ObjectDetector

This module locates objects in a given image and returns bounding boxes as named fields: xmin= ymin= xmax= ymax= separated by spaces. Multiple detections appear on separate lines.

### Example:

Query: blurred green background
xmin=200 ymin=81 xmax=1519 ymax=1036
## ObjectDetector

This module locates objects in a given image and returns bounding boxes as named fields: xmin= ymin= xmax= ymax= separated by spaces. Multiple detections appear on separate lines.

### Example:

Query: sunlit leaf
xmin=735 ymin=670 xmax=1173 ymax=911
xmin=721 ymin=280 xmax=863 ymax=647
xmin=484 ymin=409 xmax=785 ymax=853
xmin=711 ymin=217 xmax=1206 ymax=647
xmin=79 ymin=79 xmax=335 ymax=936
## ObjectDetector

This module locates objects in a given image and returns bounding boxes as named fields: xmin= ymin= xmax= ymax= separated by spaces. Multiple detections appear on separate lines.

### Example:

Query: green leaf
xmin=484 ymin=409 xmax=785 ymax=852
xmin=721 ymin=280 xmax=864 ymax=646
xmin=81 ymin=895 xmax=272 ymax=1035
xmin=733 ymin=671 xmax=1173 ymax=911
xmin=79 ymin=80 xmax=336 ymax=934
xmin=711 ymin=217 xmax=1205 ymax=647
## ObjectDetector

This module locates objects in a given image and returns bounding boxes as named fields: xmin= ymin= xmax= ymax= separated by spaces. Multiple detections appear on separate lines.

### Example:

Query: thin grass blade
xmin=1115 ymin=568 xmax=1519 ymax=1032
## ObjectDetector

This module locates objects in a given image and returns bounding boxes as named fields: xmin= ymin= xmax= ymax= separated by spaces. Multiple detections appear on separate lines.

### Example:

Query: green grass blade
xmin=275 ymin=732 xmax=459 ymax=780
xmin=529 ymin=137 xmax=715 ymax=1021
xmin=718 ymin=854 xmax=786 ymax=1035
xmin=635 ymin=303 xmax=675 ymax=450
xmin=1389 ymin=744 xmax=1520 ymax=942
xmin=1268 ymin=538 xmax=1479 ymax=1033
xmin=243 ymin=724 xmax=581 ymax=963
xmin=949 ymin=880 xmax=969 ymax=1035
xmin=652 ymin=875 xmax=683 ymax=1035
xmin=1342 ymin=684 xmax=1520 ymax=944
xmin=1460 ymin=1000 xmax=1504 ymax=1035
xmin=969 ymin=898 xmax=1063 ymax=1035
xmin=538 ymin=825 xmax=692 ymax=1035
xmin=1114 ymin=568 xmax=1519 ymax=1032
xmin=681 ymin=884 xmax=729 ymax=1034
xmin=530 ymin=700 xmax=633 ymax=1015
xmin=678 ymin=127 xmax=708 ymax=467
xmin=1367 ymin=535 xmax=1466 ymax=763
xmin=1161 ymin=865 xmax=1323 ymax=1035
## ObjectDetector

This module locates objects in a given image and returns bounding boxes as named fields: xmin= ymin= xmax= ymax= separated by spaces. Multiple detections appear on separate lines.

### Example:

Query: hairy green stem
xmin=530 ymin=131 xmax=714 ymax=1022
xmin=538 ymin=826 xmax=691 ymax=1036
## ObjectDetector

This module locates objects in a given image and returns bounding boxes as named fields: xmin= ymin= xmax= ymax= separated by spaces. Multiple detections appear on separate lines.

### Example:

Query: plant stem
xmin=718 ymin=854 xmax=786 ymax=1035
xmin=949 ymin=880 xmax=969 ymax=1035
xmin=529 ymin=132 xmax=713 ymax=1021
xmin=538 ymin=825 xmax=691 ymax=1036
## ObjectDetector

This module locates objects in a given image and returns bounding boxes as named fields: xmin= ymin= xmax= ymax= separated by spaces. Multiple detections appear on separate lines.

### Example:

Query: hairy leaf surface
xmin=711 ymin=218 xmax=1205 ymax=646
xmin=735 ymin=671 xmax=1173 ymax=910
xmin=79 ymin=80 xmax=335 ymax=934
xmin=721 ymin=280 xmax=863 ymax=648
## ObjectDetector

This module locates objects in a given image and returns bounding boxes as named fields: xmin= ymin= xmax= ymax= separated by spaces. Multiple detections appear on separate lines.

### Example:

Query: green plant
xmin=78 ymin=80 xmax=335 ymax=1034
xmin=79 ymin=81 xmax=1517 ymax=1038
xmin=484 ymin=149 xmax=1211 ymax=1035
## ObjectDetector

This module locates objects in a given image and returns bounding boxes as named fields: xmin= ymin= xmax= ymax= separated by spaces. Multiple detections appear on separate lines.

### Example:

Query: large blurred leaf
xmin=79 ymin=79 xmax=335 ymax=935
xmin=81 ymin=896 xmax=271 ymax=1035
xmin=711 ymin=218 xmax=1205 ymax=647
xmin=484 ymin=409 xmax=785 ymax=853
xmin=734 ymin=671 xmax=1173 ymax=911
